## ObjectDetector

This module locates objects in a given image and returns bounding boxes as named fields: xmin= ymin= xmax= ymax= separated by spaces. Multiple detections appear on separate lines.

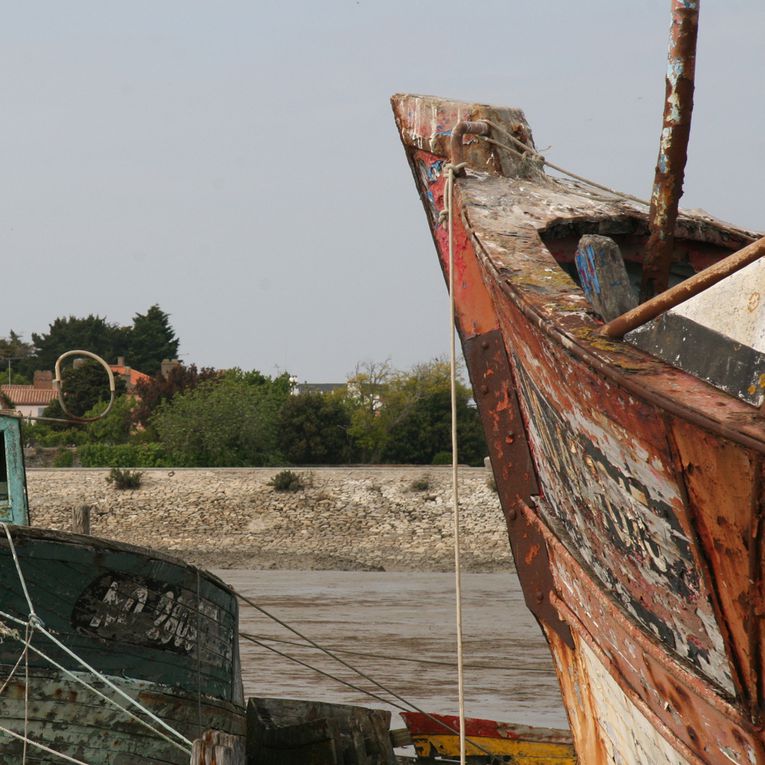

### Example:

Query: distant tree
xmin=127 ymin=305 xmax=180 ymax=375
xmin=151 ymin=372 xmax=290 ymax=466
xmin=0 ymin=330 xmax=34 ymax=369
xmin=133 ymin=363 xmax=220 ymax=428
xmin=346 ymin=360 xmax=393 ymax=462
xmin=84 ymin=395 xmax=135 ymax=444
xmin=219 ymin=367 xmax=293 ymax=394
xmin=380 ymin=360 xmax=486 ymax=465
xmin=31 ymin=316 xmax=128 ymax=375
xmin=278 ymin=392 xmax=354 ymax=464
xmin=0 ymin=370 xmax=30 ymax=386
xmin=0 ymin=331 xmax=35 ymax=381
xmin=347 ymin=359 xmax=486 ymax=465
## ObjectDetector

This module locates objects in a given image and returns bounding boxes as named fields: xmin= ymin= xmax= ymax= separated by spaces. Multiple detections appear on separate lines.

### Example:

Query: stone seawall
xmin=26 ymin=467 xmax=513 ymax=571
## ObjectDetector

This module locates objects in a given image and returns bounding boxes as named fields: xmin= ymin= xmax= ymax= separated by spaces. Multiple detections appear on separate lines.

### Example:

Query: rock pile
xmin=27 ymin=467 xmax=513 ymax=571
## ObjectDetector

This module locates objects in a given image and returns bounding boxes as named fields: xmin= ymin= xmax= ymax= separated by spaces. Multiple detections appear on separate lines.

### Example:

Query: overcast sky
xmin=2 ymin=2 xmax=762 ymax=381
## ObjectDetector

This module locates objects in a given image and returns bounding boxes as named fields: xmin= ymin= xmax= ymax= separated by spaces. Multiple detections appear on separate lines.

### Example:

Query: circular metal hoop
xmin=53 ymin=350 xmax=116 ymax=423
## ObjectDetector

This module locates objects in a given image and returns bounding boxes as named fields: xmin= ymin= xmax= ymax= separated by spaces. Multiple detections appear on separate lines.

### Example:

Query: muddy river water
xmin=214 ymin=569 xmax=569 ymax=731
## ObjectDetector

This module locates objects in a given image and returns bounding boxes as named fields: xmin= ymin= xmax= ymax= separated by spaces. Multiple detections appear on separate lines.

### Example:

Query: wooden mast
xmin=640 ymin=0 xmax=700 ymax=302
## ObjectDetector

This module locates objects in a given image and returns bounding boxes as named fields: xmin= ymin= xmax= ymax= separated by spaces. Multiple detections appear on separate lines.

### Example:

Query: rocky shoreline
xmin=26 ymin=467 xmax=513 ymax=572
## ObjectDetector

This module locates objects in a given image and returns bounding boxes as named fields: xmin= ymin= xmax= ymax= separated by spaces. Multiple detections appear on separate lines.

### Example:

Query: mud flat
xmin=26 ymin=467 xmax=512 ymax=572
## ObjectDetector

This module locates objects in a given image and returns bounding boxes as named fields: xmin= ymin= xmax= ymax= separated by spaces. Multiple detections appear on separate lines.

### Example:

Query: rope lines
xmin=479 ymin=118 xmax=653 ymax=208
xmin=442 ymin=160 xmax=468 ymax=765
xmin=0 ymin=725 xmax=92 ymax=765
xmin=238 ymin=631 xmax=538 ymax=671
xmin=0 ymin=523 xmax=193 ymax=762
xmin=240 ymin=633 xmax=408 ymax=711
xmin=235 ymin=590 xmax=494 ymax=757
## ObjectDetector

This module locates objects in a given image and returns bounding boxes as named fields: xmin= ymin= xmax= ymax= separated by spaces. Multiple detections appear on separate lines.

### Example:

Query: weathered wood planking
xmin=392 ymin=92 xmax=765 ymax=763
xmin=246 ymin=697 xmax=396 ymax=765
xmin=0 ymin=526 xmax=244 ymax=763
xmin=191 ymin=729 xmax=245 ymax=765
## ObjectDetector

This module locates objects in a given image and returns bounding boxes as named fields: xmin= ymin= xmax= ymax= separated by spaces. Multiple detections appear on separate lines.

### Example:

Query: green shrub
xmin=79 ymin=443 xmax=170 ymax=468
xmin=52 ymin=449 xmax=74 ymax=468
xmin=431 ymin=451 xmax=452 ymax=465
xmin=107 ymin=467 xmax=143 ymax=490
xmin=409 ymin=475 xmax=431 ymax=492
xmin=268 ymin=470 xmax=305 ymax=492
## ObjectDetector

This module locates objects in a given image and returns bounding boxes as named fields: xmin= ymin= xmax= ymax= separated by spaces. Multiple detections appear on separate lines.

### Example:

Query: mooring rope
xmin=238 ymin=631 xmax=542 ymax=671
xmin=0 ymin=524 xmax=193 ymax=755
xmin=236 ymin=591 xmax=494 ymax=757
xmin=0 ymin=611 xmax=193 ymax=750
xmin=5 ymin=629 xmax=190 ymax=754
xmin=479 ymin=119 xmax=653 ymax=207
xmin=0 ymin=626 xmax=31 ymax=698
xmin=440 ymin=160 xmax=468 ymax=765
xmin=0 ymin=725 xmax=92 ymax=765
xmin=22 ymin=622 xmax=29 ymax=765
xmin=240 ymin=633 xmax=409 ymax=711
xmin=2 ymin=524 xmax=38 ymax=625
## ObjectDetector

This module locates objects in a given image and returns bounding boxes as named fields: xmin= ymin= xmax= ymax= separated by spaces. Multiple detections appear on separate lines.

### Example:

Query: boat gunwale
xmin=0 ymin=524 xmax=235 ymax=596
xmin=457 ymin=175 xmax=765 ymax=455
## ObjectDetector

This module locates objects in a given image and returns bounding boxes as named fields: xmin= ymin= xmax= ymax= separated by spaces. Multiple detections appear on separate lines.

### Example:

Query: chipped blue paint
xmin=666 ymin=59 xmax=685 ymax=84
xmin=426 ymin=159 xmax=444 ymax=182
xmin=575 ymin=245 xmax=601 ymax=302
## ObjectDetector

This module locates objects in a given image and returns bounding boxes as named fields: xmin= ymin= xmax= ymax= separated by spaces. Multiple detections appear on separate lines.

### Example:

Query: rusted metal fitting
xmin=450 ymin=120 xmax=490 ymax=174
xmin=640 ymin=0 xmax=700 ymax=302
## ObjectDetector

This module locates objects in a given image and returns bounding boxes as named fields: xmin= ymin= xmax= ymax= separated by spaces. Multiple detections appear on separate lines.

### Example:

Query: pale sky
xmin=2 ymin=1 xmax=762 ymax=381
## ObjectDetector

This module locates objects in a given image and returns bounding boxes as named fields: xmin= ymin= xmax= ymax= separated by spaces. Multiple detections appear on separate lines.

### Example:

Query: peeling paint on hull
xmin=392 ymin=93 xmax=765 ymax=764
xmin=0 ymin=527 xmax=244 ymax=763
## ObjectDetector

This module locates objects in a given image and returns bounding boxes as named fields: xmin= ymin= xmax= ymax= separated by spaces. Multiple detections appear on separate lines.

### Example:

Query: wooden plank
xmin=574 ymin=234 xmax=637 ymax=321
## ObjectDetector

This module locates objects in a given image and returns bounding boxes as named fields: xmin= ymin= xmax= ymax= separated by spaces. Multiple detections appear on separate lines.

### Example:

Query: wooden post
xmin=190 ymin=730 xmax=245 ymax=765
xmin=575 ymin=235 xmax=637 ymax=321
xmin=71 ymin=505 xmax=91 ymax=535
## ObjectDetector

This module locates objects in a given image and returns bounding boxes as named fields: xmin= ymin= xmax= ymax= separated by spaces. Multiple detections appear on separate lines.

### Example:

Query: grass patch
xmin=268 ymin=470 xmax=305 ymax=492
xmin=409 ymin=475 xmax=431 ymax=492
xmin=107 ymin=467 xmax=144 ymax=490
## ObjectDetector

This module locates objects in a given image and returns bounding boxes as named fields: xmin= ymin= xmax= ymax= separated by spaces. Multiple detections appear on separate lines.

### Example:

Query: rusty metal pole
xmin=640 ymin=0 xmax=700 ymax=303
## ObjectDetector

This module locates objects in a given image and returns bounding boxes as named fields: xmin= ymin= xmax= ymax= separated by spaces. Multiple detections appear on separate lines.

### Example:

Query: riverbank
xmin=26 ymin=467 xmax=513 ymax=572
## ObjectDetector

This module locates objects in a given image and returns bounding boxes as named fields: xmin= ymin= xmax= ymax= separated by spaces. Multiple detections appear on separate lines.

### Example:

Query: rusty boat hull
xmin=0 ymin=526 xmax=244 ymax=763
xmin=392 ymin=93 xmax=765 ymax=765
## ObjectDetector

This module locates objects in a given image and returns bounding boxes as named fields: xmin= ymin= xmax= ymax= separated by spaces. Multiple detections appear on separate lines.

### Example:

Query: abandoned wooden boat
xmin=392 ymin=91 xmax=765 ymax=764
xmin=400 ymin=711 xmax=575 ymax=764
xmin=0 ymin=411 xmax=244 ymax=763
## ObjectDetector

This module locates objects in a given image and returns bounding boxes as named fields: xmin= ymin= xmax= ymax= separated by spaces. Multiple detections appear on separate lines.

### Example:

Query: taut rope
xmin=439 ymin=160 xmax=468 ymax=765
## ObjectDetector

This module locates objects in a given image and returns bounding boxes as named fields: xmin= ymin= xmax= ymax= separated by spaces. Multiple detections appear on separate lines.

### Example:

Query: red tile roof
xmin=1 ymin=385 xmax=58 ymax=406
xmin=110 ymin=365 xmax=152 ymax=389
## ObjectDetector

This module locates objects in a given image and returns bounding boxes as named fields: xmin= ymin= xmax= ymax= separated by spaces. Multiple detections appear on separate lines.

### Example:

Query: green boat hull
xmin=0 ymin=526 xmax=244 ymax=763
